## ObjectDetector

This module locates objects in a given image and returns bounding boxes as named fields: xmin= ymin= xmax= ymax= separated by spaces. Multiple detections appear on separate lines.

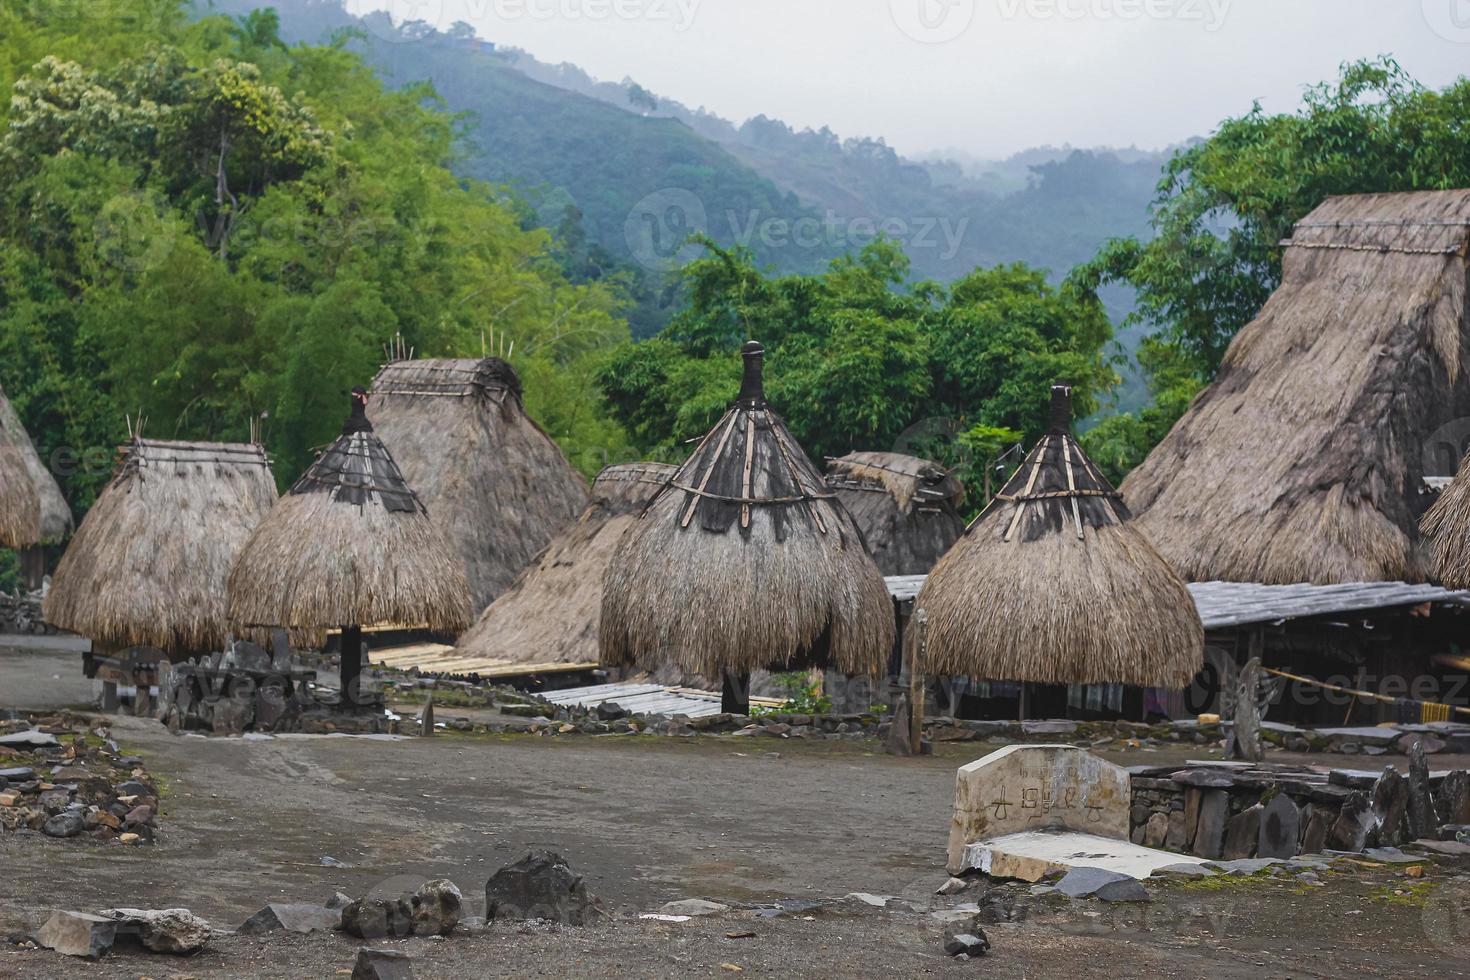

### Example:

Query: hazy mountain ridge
xmin=199 ymin=1 xmax=1173 ymax=408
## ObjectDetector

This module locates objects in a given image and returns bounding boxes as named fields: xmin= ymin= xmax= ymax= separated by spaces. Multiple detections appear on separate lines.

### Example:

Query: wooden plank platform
xmin=367 ymin=642 xmax=599 ymax=678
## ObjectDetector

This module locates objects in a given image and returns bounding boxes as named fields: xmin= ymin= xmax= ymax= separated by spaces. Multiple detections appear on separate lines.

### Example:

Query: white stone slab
xmin=959 ymin=830 xmax=1211 ymax=883
xmin=947 ymin=744 xmax=1131 ymax=874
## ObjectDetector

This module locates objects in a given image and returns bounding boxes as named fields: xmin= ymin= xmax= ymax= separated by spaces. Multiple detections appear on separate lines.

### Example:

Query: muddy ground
xmin=2 ymin=645 xmax=1470 ymax=978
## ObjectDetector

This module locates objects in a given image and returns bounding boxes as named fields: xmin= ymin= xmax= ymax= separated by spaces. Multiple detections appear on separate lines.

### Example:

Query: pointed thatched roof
xmin=600 ymin=342 xmax=894 ymax=677
xmin=0 ymin=383 xmax=71 ymax=548
xmin=916 ymin=384 xmax=1203 ymax=687
xmin=1123 ymin=189 xmax=1470 ymax=585
xmin=0 ymin=425 xmax=40 ymax=552
xmin=1421 ymin=451 xmax=1470 ymax=588
xmin=826 ymin=451 xmax=964 ymax=575
xmin=44 ymin=438 xmax=277 ymax=656
xmin=228 ymin=394 xmax=472 ymax=634
xmin=454 ymin=462 xmax=677 ymax=665
xmin=368 ymin=357 xmax=589 ymax=614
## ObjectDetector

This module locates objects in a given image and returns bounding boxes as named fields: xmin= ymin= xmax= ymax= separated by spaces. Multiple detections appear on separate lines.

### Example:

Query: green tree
xmin=0 ymin=1 xmax=633 ymax=518
xmin=597 ymin=239 xmax=1114 ymax=486
xmin=1073 ymin=57 xmax=1470 ymax=478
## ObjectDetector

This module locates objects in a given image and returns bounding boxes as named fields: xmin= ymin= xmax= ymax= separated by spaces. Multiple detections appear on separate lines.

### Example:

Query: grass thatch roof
xmin=826 ymin=451 xmax=964 ymax=575
xmin=0 ymin=422 xmax=39 ymax=551
xmin=0 ymin=384 xmax=70 ymax=546
xmin=455 ymin=462 xmax=677 ymax=665
xmin=1421 ymin=450 xmax=1470 ymax=588
xmin=916 ymin=385 xmax=1203 ymax=687
xmin=228 ymin=395 xmax=472 ymax=634
xmin=369 ymin=357 xmax=589 ymax=614
xmin=43 ymin=439 xmax=277 ymax=656
xmin=1122 ymin=189 xmax=1470 ymax=585
xmin=601 ymin=342 xmax=894 ymax=677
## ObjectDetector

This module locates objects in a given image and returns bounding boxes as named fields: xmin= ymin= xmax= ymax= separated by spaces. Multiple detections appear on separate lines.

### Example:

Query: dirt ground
xmin=3 ymin=645 xmax=1470 ymax=978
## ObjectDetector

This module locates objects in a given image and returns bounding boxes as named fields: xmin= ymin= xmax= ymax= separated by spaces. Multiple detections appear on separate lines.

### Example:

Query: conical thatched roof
xmin=0 ymin=384 xmax=71 ymax=547
xmin=0 ymin=417 xmax=40 ymax=551
xmin=916 ymin=384 xmax=1203 ymax=688
xmin=826 ymin=451 xmax=964 ymax=575
xmin=368 ymin=357 xmax=589 ymax=614
xmin=1421 ymin=451 xmax=1470 ymax=588
xmin=1123 ymin=189 xmax=1470 ymax=585
xmin=455 ymin=462 xmax=676 ymax=665
xmin=44 ymin=438 xmax=276 ymax=656
xmin=601 ymin=342 xmax=894 ymax=677
xmin=228 ymin=394 xmax=472 ymax=634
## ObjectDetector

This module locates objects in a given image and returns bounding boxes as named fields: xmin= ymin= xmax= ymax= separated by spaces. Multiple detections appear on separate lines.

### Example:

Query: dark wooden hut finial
xmin=1047 ymin=383 xmax=1073 ymax=435
xmin=737 ymin=341 xmax=765 ymax=406
xmin=343 ymin=386 xmax=373 ymax=434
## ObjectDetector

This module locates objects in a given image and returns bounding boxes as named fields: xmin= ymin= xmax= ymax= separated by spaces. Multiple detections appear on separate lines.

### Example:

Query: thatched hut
xmin=826 ymin=452 xmax=964 ymax=575
xmin=454 ymin=462 xmax=676 ymax=666
xmin=227 ymin=390 xmax=472 ymax=707
xmin=0 ymin=401 xmax=41 ymax=554
xmin=1122 ymin=189 xmax=1470 ymax=585
xmin=600 ymin=341 xmax=894 ymax=710
xmin=1421 ymin=450 xmax=1470 ymax=588
xmin=369 ymin=357 xmax=589 ymax=614
xmin=0 ymin=385 xmax=74 ymax=587
xmin=916 ymin=384 xmax=1203 ymax=689
xmin=44 ymin=438 xmax=276 ymax=658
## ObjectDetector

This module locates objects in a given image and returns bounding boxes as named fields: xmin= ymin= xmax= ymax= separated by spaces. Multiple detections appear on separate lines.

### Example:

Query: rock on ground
xmin=1055 ymin=867 xmax=1132 ymax=899
xmin=35 ymin=911 xmax=115 ymax=959
xmin=658 ymin=899 xmax=730 ymax=917
xmin=353 ymin=946 xmax=415 ymax=980
xmin=409 ymin=880 xmax=463 ymax=937
xmin=485 ymin=851 xmax=601 ymax=926
xmin=238 ymin=903 xmax=341 ymax=935
xmin=340 ymin=899 xmax=413 ymax=940
xmin=99 ymin=908 xmax=211 ymax=954
xmin=943 ymin=929 xmax=990 ymax=957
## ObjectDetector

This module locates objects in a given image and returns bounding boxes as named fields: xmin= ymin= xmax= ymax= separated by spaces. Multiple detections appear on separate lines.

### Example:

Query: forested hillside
xmin=0 ymin=1 xmax=630 ymax=513
xmin=203 ymin=0 xmax=1166 ymax=348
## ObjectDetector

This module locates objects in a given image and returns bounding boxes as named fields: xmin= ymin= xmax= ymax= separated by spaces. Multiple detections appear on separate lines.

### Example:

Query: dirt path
xmin=3 ymin=646 xmax=1470 ymax=977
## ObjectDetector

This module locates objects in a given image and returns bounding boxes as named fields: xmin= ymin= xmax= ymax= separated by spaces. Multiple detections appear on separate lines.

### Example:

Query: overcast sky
xmin=348 ymin=0 xmax=1470 ymax=158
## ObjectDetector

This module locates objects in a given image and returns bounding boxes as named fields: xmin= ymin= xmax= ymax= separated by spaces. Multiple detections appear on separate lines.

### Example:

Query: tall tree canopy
xmin=0 ymin=1 xmax=630 ymax=510
xmin=597 ymin=237 xmax=1114 ymax=497
xmin=1076 ymin=57 xmax=1470 ymax=479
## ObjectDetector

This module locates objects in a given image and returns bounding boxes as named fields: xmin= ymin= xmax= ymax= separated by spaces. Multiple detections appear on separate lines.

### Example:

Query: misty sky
xmin=349 ymin=0 xmax=1470 ymax=158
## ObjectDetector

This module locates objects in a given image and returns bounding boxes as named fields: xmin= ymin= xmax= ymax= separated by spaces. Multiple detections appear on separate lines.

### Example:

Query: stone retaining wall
xmin=1126 ymin=750 xmax=1470 ymax=860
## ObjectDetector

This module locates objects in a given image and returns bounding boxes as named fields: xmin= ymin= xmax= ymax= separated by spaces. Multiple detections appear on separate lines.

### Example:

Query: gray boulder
xmin=353 ymin=947 xmax=415 ymax=980
xmin=42 ymin=811 xmax=85 ymax=839
xmin=238 ymin=903 xmax=341 ymax=935
xmin=485 ymin=851 xmax=600 ymax=925
xmin=1055 ymin=867 xmax=1131 ymax=899
xmin=1096 ymin=878 xmax=1151 ymax=903
xmin=99 ymin=908 xmax=211 ymax=954
xmin=35 ymin=911 xmax=115 ymax=959
xmin=409 ymin=880 xmax=462 ymax=937
xmin=659 ymin=899 xmax=730 ymax=917
xmin=943 ymin=930 xmax=990 ymax=956
xmin=340 ymin=899 xmax=412 ymax=940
